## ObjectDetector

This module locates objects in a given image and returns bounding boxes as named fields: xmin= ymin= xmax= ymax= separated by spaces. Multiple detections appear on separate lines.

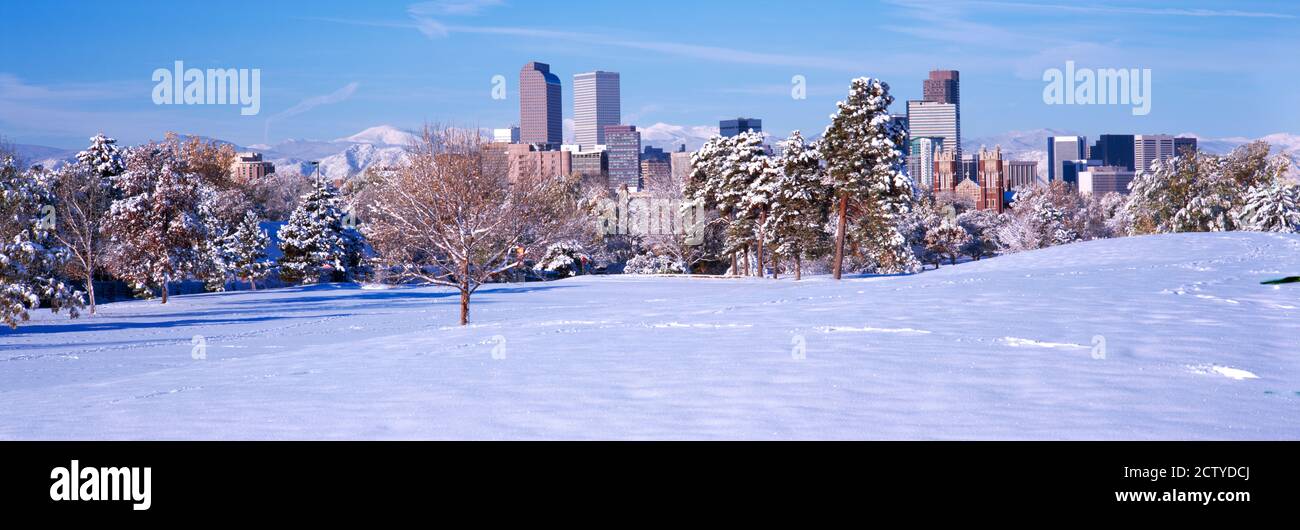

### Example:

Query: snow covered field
xmin=2 ymin=232 xmax=1299 ymax=440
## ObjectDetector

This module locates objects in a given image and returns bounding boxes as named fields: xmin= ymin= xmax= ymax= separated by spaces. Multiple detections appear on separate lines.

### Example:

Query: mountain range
xmin=11 ymin=125 xmax=1299 ymax=180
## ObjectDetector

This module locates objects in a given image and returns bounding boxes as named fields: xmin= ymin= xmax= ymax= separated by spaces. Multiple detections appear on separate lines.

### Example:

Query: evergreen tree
xmin=924 ymin=217 xmax=971 ymax=266
xmin=764 ymin=131 xmax=831 ymax=279
xmin=818 ymin=77 xmax=916 ymax=278
xmin=223 ymin=210 xmax=272 ymax=289
xmin=278 ymin=177 xmax=348 ymax=284
xmin=1 ymin=158 xmax=84 ymax=327
xmin=1238 ymin=180 xmax=1300 ymax=233
xmin=102 ymin=141 xmax=213 ymax=303
xmin=48 ymin=133 xmax=123 ymax=314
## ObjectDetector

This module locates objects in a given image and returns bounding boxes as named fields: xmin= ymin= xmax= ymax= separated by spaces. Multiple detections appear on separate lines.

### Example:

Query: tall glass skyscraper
xmin=573 ymin=71 xmax=620 ymax=147
xmin=520 ymin=62 xmax=562 ymax=146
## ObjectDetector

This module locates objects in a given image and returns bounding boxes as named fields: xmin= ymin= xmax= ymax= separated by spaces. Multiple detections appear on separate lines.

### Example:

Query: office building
xmin=1174 ymin=136 xmax=1198 ymax=157
xmin=1133 ymin=134 xmax=1177 ymax=175
xmin=670 ymin=150 xmax=693 ymax=186
xmin=720 ymin=118 xmax=762 ymax=137
xmin=1047 ymin=136 xmax=1088 ymax=182
xmin=1002 ymin=160 xmax=1038 ymax=189
xmin=505 ymin=143 xmax=570 ymax=183
xmin=605 ymin=125 xmax=641 ymax=190
xmin=1060 ymin=159 xmax=1102 ymax=186
xmin=924 ymin=70 xmax=960 ymax=106
xmin=519 ymin=62 xmax=562 ymax=146
xmin=1078 ymin=166 xmax=1136 ymax=196
xmin=1090 ymin=134 xmax=1135 ymax=171
xmin=907 ymin=100 xmax=959 ymax=160
xmin=909 ymin=137 xmax=943 ymax=190
xmin=493 ymin=127 xmax=520 ymax=144
xmin=573 ymin=71 xmax=620 ymax=147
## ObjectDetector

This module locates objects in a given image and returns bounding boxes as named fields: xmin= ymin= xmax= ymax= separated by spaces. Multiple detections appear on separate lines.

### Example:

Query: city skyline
xmin=1 ymin=0 xmax=1298 ymax=150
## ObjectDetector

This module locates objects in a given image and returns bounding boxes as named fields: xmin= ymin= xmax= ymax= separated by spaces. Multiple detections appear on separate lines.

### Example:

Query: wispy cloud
xmin=408 ymin=0 xmax=504 ymax=16
xmin=971 ymin=1 xmax=1296 ymax=19
xmin=264 ymin=81 xmax=360 ymax=142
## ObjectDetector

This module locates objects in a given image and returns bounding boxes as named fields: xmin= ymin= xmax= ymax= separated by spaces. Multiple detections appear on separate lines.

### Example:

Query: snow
xmin=334 ymin=125 xmax=420 ymax=147
xmin=2 ymin=232 xmax=1299 ymax=440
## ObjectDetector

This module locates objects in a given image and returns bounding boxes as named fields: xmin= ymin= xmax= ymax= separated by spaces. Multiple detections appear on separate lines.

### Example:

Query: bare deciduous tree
xmin=364 ymin=126 xmax=591 ymax=325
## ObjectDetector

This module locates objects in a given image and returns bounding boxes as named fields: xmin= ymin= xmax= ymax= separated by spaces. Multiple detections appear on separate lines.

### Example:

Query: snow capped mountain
xmin=314 ymin=142 xmax=409 ymax=180
xmin=335 ymin=125 xmax=420 ymax=147
xmin=963 ymin=128 xmax=1075 ymax=177
xmin=638 ymin=122 xmax=719 ymax=151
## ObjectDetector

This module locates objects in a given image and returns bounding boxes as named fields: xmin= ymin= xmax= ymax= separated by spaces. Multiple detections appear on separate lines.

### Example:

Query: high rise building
xmin=1090 ymin=134 xmax=1135 ymax=171
xmin=519 ymin=62 xmax=562 ymax=146
xmin=1078 ymin=166 xmax=1136 ymax=196
xmin=1174 ymin=136 xmax=1198 ymax=157
xmin=493 ymin=126 xmax=520 ymax=144
xmin=1133 ymin=134 xmax=1176 ymax=175
xmin=921 ymin=70 xmax=960 ymax=158
xmin=924 ymin=70 xmax=960 ymax=106
xmin=670 ymin=150 xmax=693 ymax=186
xmin=907 ymin=100 xmax=959 ymax=160
xmin=1047 ymin=136 xmax=1088 ymax=182
xmin=568 ymin=146 xmax=608 ymax=188
xmin=909 ymin=137 xmax=943 ymax=190
xmin=720 ymin=118 xmax=762 ymax=137
xmin=573 ymin=71 xmax=620 ymax=147
xmin=605 ymin=125 xmax=641 ymax=191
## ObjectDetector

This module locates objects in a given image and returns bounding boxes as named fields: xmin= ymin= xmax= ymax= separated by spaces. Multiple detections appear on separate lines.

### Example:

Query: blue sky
xmin=2 ymin=0 xmax=1297 ymax=149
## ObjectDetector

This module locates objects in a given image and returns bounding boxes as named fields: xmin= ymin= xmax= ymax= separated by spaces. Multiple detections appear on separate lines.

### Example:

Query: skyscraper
xmin=720 ymin=118 xmax=762 ymax=137
xmin=1090 ymin=134 xmax=1135 ymax=171
xmin=520 ymin=62 xmax=562 ymax=146
xmin=605 ymin=125 xmax=641 ymax=190
xmin=1047 ymin=136 xmax=1088 ymax=182
xmin=924 ymin=70 xmax=960 ymax=106
xmin=909 ymin=136 xmax=944 ymax=190
xmin=907 ymin=100 xmax=959 ymax=160
xmin=922 ymin=70 xmax=960 ymax=158
xmin=1174 ymin=136 xmax=1198 ymax=157
xmin=1134 ymin=134 xmax=1175 ymax=174
xmin=573 ymin=71 xmax=620 ymax=147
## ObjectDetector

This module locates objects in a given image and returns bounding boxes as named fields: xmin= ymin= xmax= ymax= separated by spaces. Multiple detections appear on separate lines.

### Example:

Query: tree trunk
xmin=795 ymin=254 xmax=802 ymax=281
xmin=756 ymin=212 xmax=766 ymax=277
xmin=832 ymin=195 xmax=848 ymax=280
xmin=459 ymin=258 xmax=471 ymax=326
xmin=85 ymin=276 xmax=96 ymax=316
xmin=730 ymin=252 xmax=738 ymax=276
xmin=249 ymin=275 xmax=257 ymax=291
xmin=161 ymin=276 xmax=169 ymax=304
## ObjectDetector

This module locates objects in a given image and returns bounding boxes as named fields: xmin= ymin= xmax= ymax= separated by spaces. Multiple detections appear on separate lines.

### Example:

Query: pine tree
xmin=278 ymin=177 xmax=348 ymax=284
xmin=684 ymin=132 xmax=772 ymax=275
xmin=533 ymin=241 xmax=589 ymax=278
xmin=764 ymin=131 xmax=831 ymax=279
xmin=1 ymin=158 xmax=84 ymax=327
xmin=223 ymin=210 xmax=272 ymax=289
xmin=102 ymin=140 xmax=214 ymax=303
xmin=48 ymin=133 xmax=123 ymax=314
xmin=818 ymin=77 xmax=916 ymax=278
xmin=1238 ymin=180 xmax=1300 ymax=233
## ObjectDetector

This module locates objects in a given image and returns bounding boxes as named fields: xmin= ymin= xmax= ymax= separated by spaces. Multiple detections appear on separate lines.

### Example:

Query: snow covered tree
xmin=533 ymin=241 xmax=589 ymax=278
xmin=818 ymin=77 xmax=916 ymax=278
xmin=1 ymin=158 xmax=84 ymax=328
xmin=102 ymin=140 xmax=214 ymax=303
xmin=684 ymin=132 xmax=773 ymax=276
xmin=1237 ymin=180 xmax=1300 ymax=233
xmin=624 ymin=253 xmax=685 ymax=274
xmin=924 ymin=217 xmax=971 ymax=266
xmin=1125 ymin=143 xmax=1290 ymax=235
xmin=223 ymin=210 xmax=272 ymax=289
xmin=277 ymin=177 xmax=349 ymax=285
xmin=47 ymin=133 xmax=123 ymax=314
xmin=764 ymin=131 xmax=831 ymax=280
xmin=956 ymin=209 xmax=1002 ymax=260
xmin=364 ymin=126 xmax=587 ymax=325
xmin=996 ymin=184 xmax=1079 ymax=252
